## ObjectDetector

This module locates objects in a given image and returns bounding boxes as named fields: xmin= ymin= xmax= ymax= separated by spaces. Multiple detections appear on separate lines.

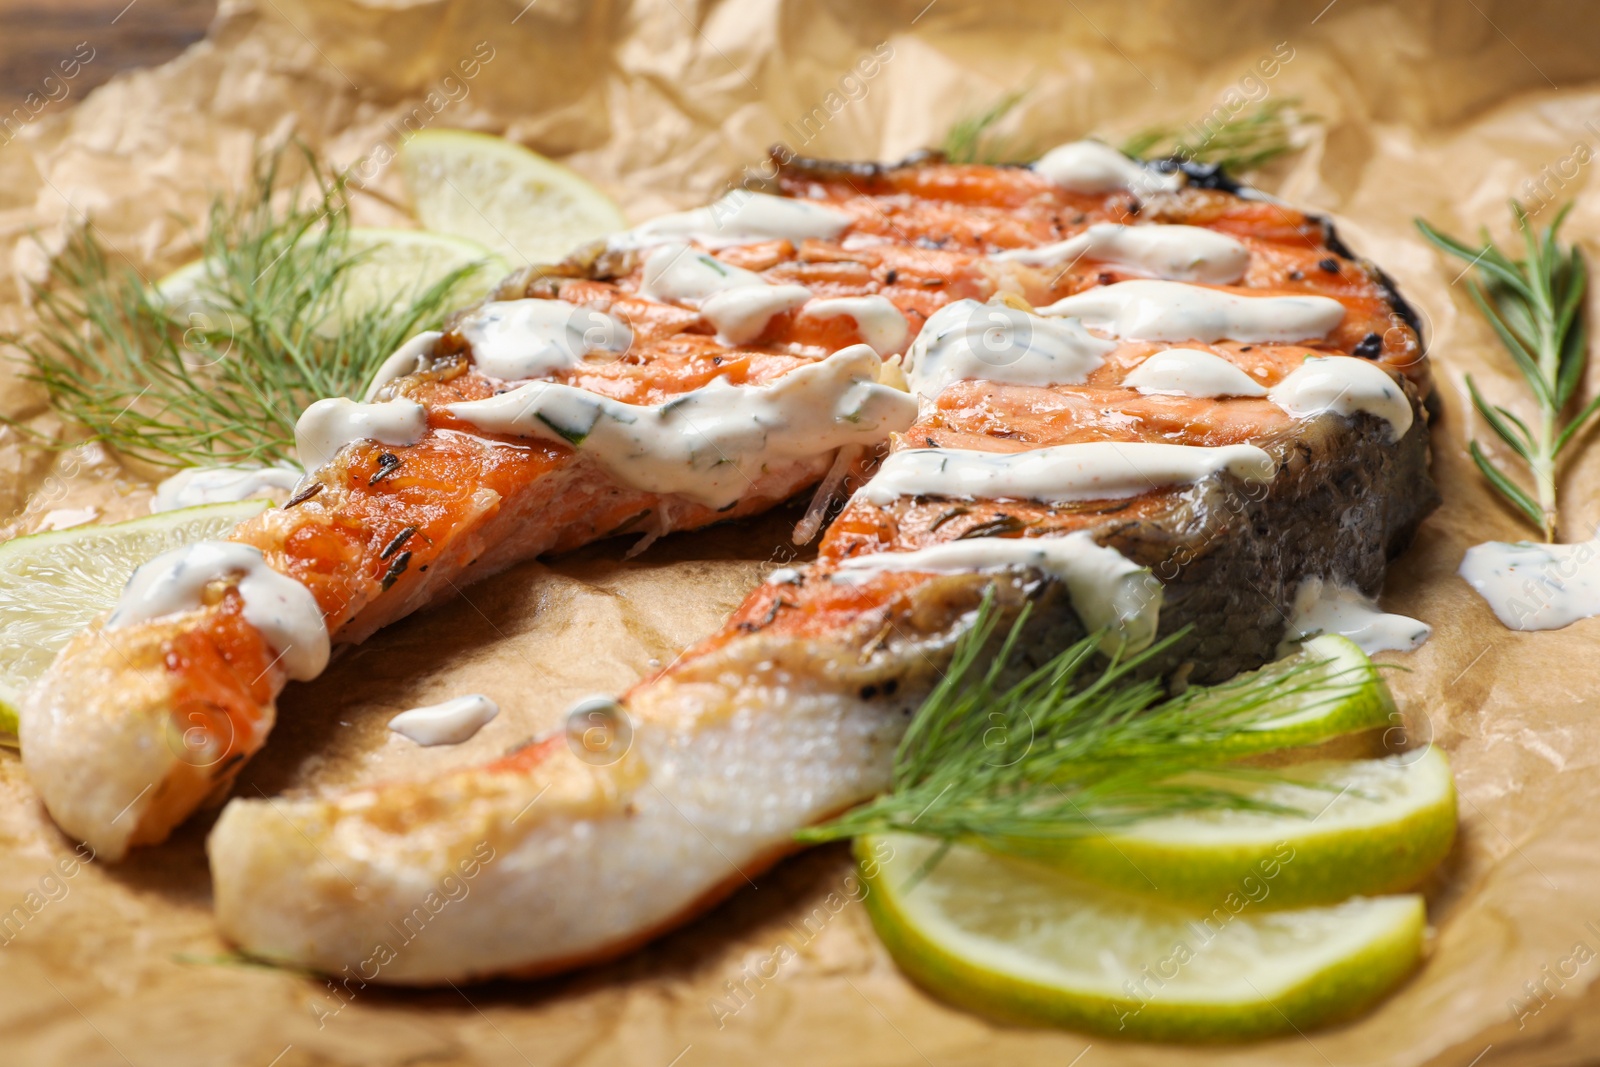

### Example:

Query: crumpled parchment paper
xmin=3 ymin=1 xmax=1600 ymax=1064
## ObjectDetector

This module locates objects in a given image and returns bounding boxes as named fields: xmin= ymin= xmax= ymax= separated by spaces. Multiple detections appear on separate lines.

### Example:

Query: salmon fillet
xmin=207 ymin=146 xmax=1437 ymax=982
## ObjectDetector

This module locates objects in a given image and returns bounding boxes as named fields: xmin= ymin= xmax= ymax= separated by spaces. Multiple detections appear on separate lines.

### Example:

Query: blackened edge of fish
xmin=1147 ymin=156 xmax=1246 ymax=194
xmin=767 ymin=146 xmax=949 ymax=186
xmin=1317 ymin=214 xmax=1427 ymax=352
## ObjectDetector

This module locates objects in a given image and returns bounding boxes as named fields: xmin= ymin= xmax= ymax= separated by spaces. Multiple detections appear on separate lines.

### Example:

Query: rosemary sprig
xmin=1121 ymin=97 xmax=1312 ymax=173
xmin=801 ymin=598 xmax=1347 ymax=845
xmin=6 ymin=146 xmax=482 ymax=469
xmin=940 ymin=87 xmax=1034 ymax=165
xmin=1417 ymin=203 xmax=1593 ymax=542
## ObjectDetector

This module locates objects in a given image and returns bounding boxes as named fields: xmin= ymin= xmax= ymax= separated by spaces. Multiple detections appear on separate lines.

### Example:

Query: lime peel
xmin=993 ymin=747 xmax=1457 ymax=908
xmin=858 ymin=833 xmax=1427 ymax=1040
xmin=0 ymin=500 xmax=270 ymax=735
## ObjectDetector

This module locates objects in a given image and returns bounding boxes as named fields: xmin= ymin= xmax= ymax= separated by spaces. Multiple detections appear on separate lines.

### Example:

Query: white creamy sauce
xmin=856 ymin=441 xmax=1275 ymax=507
xmin=447 ymin=345 xmax=916 ymax=509
xmin=387 ymin=695 xmax=500 ymax=746
xmin=699 ymin=285 xmax=813 ymax=345
xmin=295 ymin=397 xmax=428 ymax=471
xmin=991 ymin=223 xmax=1250 ymax=285
xmin=799 ymin=296 xmax=910 ymax=356
xmin=364 ymin=330 xmax=441 ymax=401
xmin=898 ymin=299 xmax=1116 ymax=399
xmin=609 ymin=191 xmax=852 ymax=250
xmin=1267 ymin=356 xmax=1413 ymax=440
xmin=152 ymin=462 xmax=304 ymax=513
xmin=1039 ymin=280 xmax=1346 ymax=344
xmin=1032 ymin=140 xmax=1184 ymax=197
xmin=833 ymin=531 xmax=1163 ymax=651
xmin=639 ymin=243 xmax=811 ymax=345
xmin=455 ymin=299 xmax=632 ymax=381
xmin=1459 ymin=538 xmax=1600 ymax=632
xmin=1122 ymin=348 xmax=1268 ymax=398
xmin=107 ymin=540 xmax=329 ymax=680
xmin=1281 ymin=577 xmax=1431 ymax=655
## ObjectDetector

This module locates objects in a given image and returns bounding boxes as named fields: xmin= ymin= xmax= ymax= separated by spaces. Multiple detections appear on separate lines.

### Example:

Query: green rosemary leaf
xmin=1493 ymin=405 xmax=1537 ymax=453
xmin=1464 ymin=283 xmax=1548 ymax=406
xmin=1469 ymin=440 xmax=1544 ymax=527
xmin=1553 ymin=390 xmax=1600 ymax=457
xmin=1464 ymin=375 xmax=1533 ymax=460
xmin=1555 ymin=249 xmax=1589 ymax=407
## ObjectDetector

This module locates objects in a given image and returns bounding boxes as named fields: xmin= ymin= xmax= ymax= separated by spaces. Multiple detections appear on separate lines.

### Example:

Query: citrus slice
xmin=994 ymin=747 xmax=1456 ymax=908
xmin=1200 ymin=634 xmax=1398 ymax=756
xmin=156 ymin=228 xmax=506 ymax=329
xmin=399 ymin=130 xmax=625 ymax=267
xmin=0 ymin=500 xmax=269 ymax=735
xmin=858 ymin=833 xmax=1426 ymax=1040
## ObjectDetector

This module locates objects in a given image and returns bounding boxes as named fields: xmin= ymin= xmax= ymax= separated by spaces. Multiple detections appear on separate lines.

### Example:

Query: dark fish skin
xmin=712 ymin=402 xmax=1436 ymax=695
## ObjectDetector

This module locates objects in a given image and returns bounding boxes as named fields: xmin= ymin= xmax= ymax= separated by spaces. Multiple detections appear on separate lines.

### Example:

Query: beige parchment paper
xmin=3 ymin=1 xmax=1600 ymax=1064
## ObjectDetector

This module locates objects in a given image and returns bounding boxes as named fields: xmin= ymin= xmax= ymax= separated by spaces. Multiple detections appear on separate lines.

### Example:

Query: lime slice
xmin=858 ymin=833 xmax=1426 ymax=1040
xmin=399 ymin=130 xmax=625 ymax=267
xmin=995 ymin=747 xmax=1456 ymax=908
xmin=1201 ymin=634 xmax=1398 ymax=756
xmin=0 ymin=500 xmax=269 ymax=735
xmin=157 ymin=228 xmax=506 ymax=330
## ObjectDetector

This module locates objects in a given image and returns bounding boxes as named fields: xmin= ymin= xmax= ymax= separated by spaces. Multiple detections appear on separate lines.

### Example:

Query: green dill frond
xmin=801 ymin=596 xmax=1360 ymax=845
xmin=1123 ymin=97 xmax=1314 ymax=174
xmin=6 ymin=145 xmax=484 ymax=469
xmin=940 ymin=86 xmax=1034 ymax=165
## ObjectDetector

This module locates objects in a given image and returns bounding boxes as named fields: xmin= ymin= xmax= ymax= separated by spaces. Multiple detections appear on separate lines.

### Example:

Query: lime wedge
xmin=399 ymin=130 xmax=625 ymax=267
xmin=1200 ymin=634 xmax=1398 ymax=756
xmin=858 ymin=833 xmax=1426 ymax=1040
xmin=0 ymin=500 xmax=269 ymax=735
xmin=156 ymin=227 xmax=506 ymax=330
xmin=994 ymin=747 xmax=1456 ymax=908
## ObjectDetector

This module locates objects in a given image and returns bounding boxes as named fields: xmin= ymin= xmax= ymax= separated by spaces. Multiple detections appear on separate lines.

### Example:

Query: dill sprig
xmin=801 ymin=598 xmax=1354 ymax=845
xmin=6 ymin=146 xmax=482 ymax=469
xmin=940 ymin=87 xmax=1034 ymax=165
xmin=1417 ymin=203 xmax=1592 ymax=542
xmin=1121 ymin=97 xmax=1312 ymax=174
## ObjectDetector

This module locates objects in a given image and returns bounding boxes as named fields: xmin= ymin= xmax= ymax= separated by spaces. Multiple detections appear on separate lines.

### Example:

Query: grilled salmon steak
xmin=206 ymin=143 xmax=1437 ymax=982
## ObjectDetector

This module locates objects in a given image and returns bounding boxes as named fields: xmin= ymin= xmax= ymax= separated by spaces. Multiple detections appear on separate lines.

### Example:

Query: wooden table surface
xmin=0 ymin=0 xmax=216 ymax=115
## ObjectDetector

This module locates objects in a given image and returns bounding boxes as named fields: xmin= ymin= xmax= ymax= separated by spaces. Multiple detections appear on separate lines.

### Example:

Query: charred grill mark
xmin=738 ymin=596 xmax=792 ymax=633
xmin=929 ymin=506 xmax=970 ymax=531
xmin=284 ymin=482 xmax=323 ymax=509
xmin=369 ymin=453 xmax=403 ymax=485
xmin=1353 ymin=332 xmax=1384 ymax=359
xmin=380 ymin=526 xmax=418 ymax=560
xmin=381 ymin=551 xmax=412 ymax=591
xmin=958 ymin=514 xmax=1029 ymax=539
